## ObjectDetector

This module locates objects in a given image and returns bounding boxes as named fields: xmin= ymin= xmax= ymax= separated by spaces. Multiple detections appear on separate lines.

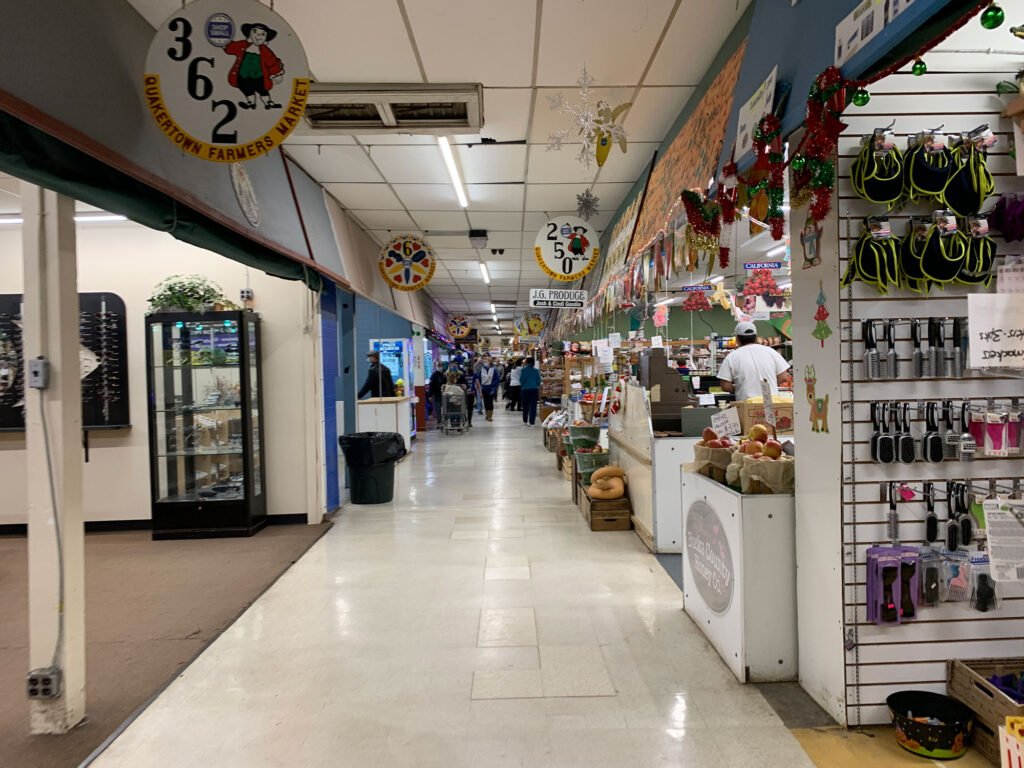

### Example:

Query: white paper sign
xmin=608 ymin=332 xmax=622 ymax=349
xmin=983 ymin=499 xmax=1024 ymax=582
xmin=651 ymin=336 xmax=664 ymax=348
xmin=760 ymin=379 xmax=776 ymax=427
xmin=968 ymin=294 xmax=1024 ymax=368
xmin=711 ymin=407 xmax=742 ymax=437
xmin=834 ymin=0 xmax=914 ymax=67
xmin=529 ymin=288 xmax=588 ymax=308
xmin=736 ymin=66 xmax=778 ymax=159
xmin=698 ymin=393 xmax=716 ymax=406
xmin=143 ymin=0 xmax=310 ymax=162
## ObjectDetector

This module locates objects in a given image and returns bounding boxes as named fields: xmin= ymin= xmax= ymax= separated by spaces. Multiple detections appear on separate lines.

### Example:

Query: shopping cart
xmin=441 ymin=387 xmax=468 ymax=434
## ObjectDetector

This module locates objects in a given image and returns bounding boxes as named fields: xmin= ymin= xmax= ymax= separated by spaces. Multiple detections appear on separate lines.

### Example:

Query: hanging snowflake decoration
xmin=546 ymin=66 xmax=629 ymax=170
xmin=576 ymin=188 xmax=600 ymax=221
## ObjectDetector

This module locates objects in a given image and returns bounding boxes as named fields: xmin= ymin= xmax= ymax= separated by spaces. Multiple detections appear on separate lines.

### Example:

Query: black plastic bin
xmin=339 ymin=432 xmax=406 ymax=504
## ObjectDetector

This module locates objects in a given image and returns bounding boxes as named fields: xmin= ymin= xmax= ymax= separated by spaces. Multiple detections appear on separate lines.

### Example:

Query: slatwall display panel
xmin=837 ymin=51 xmax=1024 ymax=726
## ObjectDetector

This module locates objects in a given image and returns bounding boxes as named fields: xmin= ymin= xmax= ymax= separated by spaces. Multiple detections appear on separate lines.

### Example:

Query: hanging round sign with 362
xmin=534 ymin=216 xmax=600 ymax=282
xmin=143 ymin=0 xmax=309 ymax=163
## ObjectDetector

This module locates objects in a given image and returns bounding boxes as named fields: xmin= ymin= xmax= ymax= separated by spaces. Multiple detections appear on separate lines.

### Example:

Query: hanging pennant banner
xmin=378 ymin=235 xmax=437 ymax=291
xmin=143 ymin=0 xmax=310 ymax=162
xmin=446 ymin=314 xmax=472 ymax=339
xmin=534 ymin=216 xmax=601 ymax=281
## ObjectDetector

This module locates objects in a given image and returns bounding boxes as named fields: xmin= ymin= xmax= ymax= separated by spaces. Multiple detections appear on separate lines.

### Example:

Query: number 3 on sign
xmin=535 ymin=216 xmax=600 ymax=282
xmin=143 ymin=0 xmax=310 ymax=163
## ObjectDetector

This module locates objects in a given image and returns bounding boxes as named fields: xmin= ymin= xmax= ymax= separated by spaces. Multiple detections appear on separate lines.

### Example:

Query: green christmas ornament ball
xmin=911 ymin=58 xmax=927 ymax=76
xmin=981 ymin=3 xmax=1005 ymax=29
xmin=791 ymin=155 xmax=807 ymax=171
xmin=851 ymin=88 xmax=871 ymax=107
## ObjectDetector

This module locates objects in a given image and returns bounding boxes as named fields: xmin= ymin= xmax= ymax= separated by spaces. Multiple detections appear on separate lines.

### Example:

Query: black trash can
xmin=339 ymin=432 xmax=406 ymax=504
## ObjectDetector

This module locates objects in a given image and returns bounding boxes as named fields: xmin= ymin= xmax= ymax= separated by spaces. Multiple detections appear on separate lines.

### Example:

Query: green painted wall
xmin=563 ymin=307 xmax=776 ymax=344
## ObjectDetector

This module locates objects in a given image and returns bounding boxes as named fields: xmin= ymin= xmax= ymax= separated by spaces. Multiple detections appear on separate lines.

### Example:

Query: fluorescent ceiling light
xmin=437 ymin=136 xmax=468 ymax=208
xmin=490 ymin=303 xmax=496 ymax=313
xmin=479 ymin=262 xmax=490 ymax=284
xmin=766 ymin=243 xmax=788 ymax=258
xmin=710 ymin=276 xmax=725 ymax=284
xmin=0 ymin=214 xmax=129 ymax=225
xmin=492 ymin=313 xmax=497 ymax=321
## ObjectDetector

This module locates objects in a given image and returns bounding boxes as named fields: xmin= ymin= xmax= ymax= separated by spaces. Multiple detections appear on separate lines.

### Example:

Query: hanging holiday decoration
xmin=756 ymin=115 xmax=785 ymax=239
xmin=679 ymin=190 xmax=722 ymax=272
xmin=576 ymin=187 xmax=600 ymax=221
xmin=546 ymin=66 xmax=629 ymax=170
xmin=446 ymin=314 xmax=471 ymax=339
xmin=812 ymin=280 xmax=832 ymax=347
xmin=912 ymin=58 xmax=928 ymax=76
xmin=804 ymin=365 xmax=830 ymax=433
xmin=718 ymin=162 xmax=739 ymax=268
xmin=800 ymin=215 xmax=823 ymax=269
xmin=653 ymin=303 xmax=669 ymax=328
xmin=378 ymin=234 xmax=437 ymax=291
xmin=981 ymin=2 xmax=1005 ymax=29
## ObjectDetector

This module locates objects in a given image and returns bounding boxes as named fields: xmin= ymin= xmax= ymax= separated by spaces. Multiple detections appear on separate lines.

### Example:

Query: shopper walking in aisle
xmin=716 ymin=321 xmax=791 ymax=401
xmin=472 ymin=355 xmax=485 ymax=414
xmin=428 ymin=362 xmax=445 ymax=429
xmin=478 ymin=358 xmax=499 ymax=421
xmin=519 ymin=357 xmax=541 ymax=426
xmin=460 ymin=365 xmax=476 ymax=427
xmin=506 ymin=359 xmax=522 ymax=411
xmin=358 ymin=350 xmax=395 ymax=399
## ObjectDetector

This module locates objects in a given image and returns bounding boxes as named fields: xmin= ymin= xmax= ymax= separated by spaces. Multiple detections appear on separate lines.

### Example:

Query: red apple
xmin=720 ymin=438 xmax=733 ymax=448
xmin=702 ymin=427 xmax=719 ymax=442
xmin=762 ymin=440 xmax=783 ymax=459
xmin=747 ymin=424 xmax=769 ymax=443
xmin=751 ymin=452 xmax=764 ymax=459
xmin=745 ymin=440 xmax=765 ymax=455
xmin=706 ymin=439 xmax=723 ymax=449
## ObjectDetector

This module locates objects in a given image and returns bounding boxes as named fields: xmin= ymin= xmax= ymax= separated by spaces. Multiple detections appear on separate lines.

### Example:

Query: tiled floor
xmin=88 ymin=411 xmax=816 ymax=768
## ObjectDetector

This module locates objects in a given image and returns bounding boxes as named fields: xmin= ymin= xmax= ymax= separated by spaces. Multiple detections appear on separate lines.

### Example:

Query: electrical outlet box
xmin=28 ymin=357 xmax=48 ymax=390
xmin=27 ymin=667 xmax=62 ymax=699
xmin=240 ymin=288 xmax=254 ymax=301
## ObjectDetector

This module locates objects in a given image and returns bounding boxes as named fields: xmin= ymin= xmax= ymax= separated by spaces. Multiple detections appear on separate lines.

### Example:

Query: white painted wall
xmin=0 ymin=223 xmax=321 ymax=525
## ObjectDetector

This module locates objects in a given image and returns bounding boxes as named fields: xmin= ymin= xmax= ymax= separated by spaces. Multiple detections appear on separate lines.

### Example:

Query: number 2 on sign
xmin=166 ymin=17 xmax=237 ymax=144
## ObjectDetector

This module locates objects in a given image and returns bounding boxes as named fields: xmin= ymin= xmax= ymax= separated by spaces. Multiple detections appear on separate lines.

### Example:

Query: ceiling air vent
xmin=301 ymin=83 xmax=483 ymax=136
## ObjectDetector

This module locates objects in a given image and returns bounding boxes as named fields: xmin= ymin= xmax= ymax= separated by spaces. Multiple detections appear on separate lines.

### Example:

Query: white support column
xmin=22 ymin=183 xmax=85 ymax=733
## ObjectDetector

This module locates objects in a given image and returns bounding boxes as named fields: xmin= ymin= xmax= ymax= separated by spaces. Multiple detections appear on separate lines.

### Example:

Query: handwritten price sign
xmin=968 ymin=294 xmax=1024 ymax=368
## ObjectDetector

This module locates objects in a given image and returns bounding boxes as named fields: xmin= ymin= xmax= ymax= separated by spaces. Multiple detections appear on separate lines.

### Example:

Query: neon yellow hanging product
xmin=943 ymin=142 xmax=994 ymax=216
xmin=851 ymin=139 xmax=905 ymax=207
xmin=903 ymin=141 xmax=953 ymax=206
xmin=917 ymin=225 xmax=967 ymax=285
xmin=841 ymin=227 xmax=900 ymax=295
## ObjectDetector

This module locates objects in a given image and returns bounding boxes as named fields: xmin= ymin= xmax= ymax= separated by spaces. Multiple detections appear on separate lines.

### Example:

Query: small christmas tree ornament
xmin=851 ymin=88 xmax=871 ymax=107
xmin=980 ymin=3 xmax=1005 ymax=29
xmin=911 ymin=57 xmax=928 ymax=76
xmin=811 ymin=280 xmax=833 ymax=347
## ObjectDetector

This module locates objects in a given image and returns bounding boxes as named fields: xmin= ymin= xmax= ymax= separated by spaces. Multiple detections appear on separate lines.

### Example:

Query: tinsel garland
xmin=680 ymin=189 xmax=722 ymax=270
xmin=718 ymin=161 xmax=739 ymax=268
xmin=739 ymin=115 xmax=786 ymax=240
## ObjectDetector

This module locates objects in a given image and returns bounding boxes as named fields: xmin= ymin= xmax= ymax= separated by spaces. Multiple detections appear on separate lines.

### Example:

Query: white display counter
xmin=356 ymin=396 xmax=417 ymax=450
xmin=681 ymin=471 xmax=797 ymax=683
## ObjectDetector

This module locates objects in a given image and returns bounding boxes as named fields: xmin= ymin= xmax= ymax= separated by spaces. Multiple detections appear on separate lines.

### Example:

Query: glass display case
xmin=145 ymin=311 xmax=266 ymax=538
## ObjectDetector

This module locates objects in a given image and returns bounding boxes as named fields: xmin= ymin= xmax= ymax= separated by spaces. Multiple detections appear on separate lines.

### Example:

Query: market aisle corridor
xmin=89 ymin=410 xmax=814 ymax=768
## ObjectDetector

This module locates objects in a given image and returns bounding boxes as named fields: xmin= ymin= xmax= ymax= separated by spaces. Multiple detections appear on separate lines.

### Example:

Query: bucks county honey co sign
xmin=143 ymin=0 xmax=309 ymax=162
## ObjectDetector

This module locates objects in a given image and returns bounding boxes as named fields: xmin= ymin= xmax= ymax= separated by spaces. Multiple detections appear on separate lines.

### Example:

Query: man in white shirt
xmin=717 ymin=322 xmax=790 ymax=402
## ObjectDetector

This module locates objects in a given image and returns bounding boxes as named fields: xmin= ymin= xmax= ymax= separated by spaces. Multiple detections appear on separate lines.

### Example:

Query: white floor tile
xmin=471 ymin=669 xmax=544 ymax=699
xmin=450 ymin=530 xmax=489 ymax=540
xmin=486 ymin=554 xmax=529 ymax=568
xmin=484 ymin=566 xmax=531 ymax=580
xmin=478 ymin=607 xmax=538 ymax=647
xmin=489 ymin=528 xmax=525 ymax=539
xmin=540 ymin=645 xmax=616 ymax=697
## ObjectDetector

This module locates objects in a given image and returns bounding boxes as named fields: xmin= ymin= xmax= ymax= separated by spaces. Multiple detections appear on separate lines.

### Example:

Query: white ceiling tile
xmin=436 ymin=249 xmax=478 ymax=261
xmin=529 ymin=88 xmax=630 ymax=143
xmin=620 ymin=88 xmax=695 ymax=143
xmin=455 ymin=145 xmax=526 ymax=184
xmin=591 ymin=181 xmax=641 ymax=215
xmin=645 ymin=0 xmax=753 ymax=86
xmin=323 ymin=183 xmax=405 ymax=211
xmin=466 ymin=89 xmax=533 ymax=143
xmin=354 ymin=135 xmax=437 ymax=146
xmin=483 ymin=231 xmax=522 ymax=249
xmin=405 ymin=0 xmax=536 ymax=86
xmin=350 ymin=210 xmax=417 ymax=230
xmin=525 ymin=145 xmax=598 ymax=185
xmin=410 ymin=211 xmax=471 ymax=230
xmin=464 ymin=184 xmax=524 ymax=212
xmin=370 ymin=229 xmax=423 ymax=243
xmin=287 ymin=145 xmax=383 ymax=183
xmin=285 ymin=0 xmax=423 ymax=82
xmin=593 ymin=143 xmax=660 ymax=183
xmin=285 ymin=133 xmax=356 ymax=145
xmin=393 ymin=184 xmax=461 ymax=210
xmin=369 ymin=146 xmax=450 ymax=184
xmin=467 ymin=211 xmax=522 ymax=231
xmin=424 ymin=235 xmax=473 ymax=249
xmin=524 ymin=184 xmax=580 ymax=212
xmin=536 ymin=0 xmax=676 ymax=86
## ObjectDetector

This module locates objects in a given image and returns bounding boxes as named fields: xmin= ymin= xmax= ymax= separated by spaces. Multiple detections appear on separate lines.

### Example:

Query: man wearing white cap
xmin=716 ymin=321 xmax=791 ymax=402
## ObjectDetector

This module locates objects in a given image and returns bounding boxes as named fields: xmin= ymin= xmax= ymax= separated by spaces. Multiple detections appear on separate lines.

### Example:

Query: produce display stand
xmin=681 ymin=471 xmax=797 ymax=683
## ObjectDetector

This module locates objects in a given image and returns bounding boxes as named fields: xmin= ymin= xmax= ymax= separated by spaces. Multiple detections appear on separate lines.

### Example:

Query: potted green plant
xmin=147 ymin=275 xmax=239 ymax=313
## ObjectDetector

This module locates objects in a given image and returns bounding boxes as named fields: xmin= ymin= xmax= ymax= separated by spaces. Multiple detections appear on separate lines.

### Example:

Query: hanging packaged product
xmin=942 ymin=550 xmax=971 ymax=602
xmin=944 ymin=127 xmax=996 ymax=217
xmin=985 ymin=410 xmax=1009 ymax=457
xmin=969 ymin=553 xmax=999 ymax=612
xmin=904 ymin=130 xmax=954 ymax=205
xmin=919 ymin=547 xmax=943 ymax=607
xmin=851 ymin=129 xmax=905 ymax=207
xmin=919 ymin=210 xmax=967 ymax=285
xmin=842 ymin=217 xmax=899 ymax=293
xmin=866 ymin=546 xmax=919 ymax=625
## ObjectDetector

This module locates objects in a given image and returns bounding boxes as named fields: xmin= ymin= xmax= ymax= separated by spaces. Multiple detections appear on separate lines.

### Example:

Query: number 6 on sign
xmin=534 ymin=216 xmax=600 ymax=282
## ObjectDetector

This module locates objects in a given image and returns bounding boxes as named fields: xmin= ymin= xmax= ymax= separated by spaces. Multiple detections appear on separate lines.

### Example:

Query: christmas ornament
xmin=680 ymin=190 xmax=722 ymax=271
xmin=576 ymin=187 xmax=600 ymax=221
xmin=595 ymin=101 xmax=632 ymax=166
xmin=546 ymin=66 xmax=629 ymax=170
xmin=742 ymin=115 xmax=786 ymax=240
xmin=911 ymin=58 xmax=928 ymax=76
xmin=791 ymin=155 xmax=807 ymax=171
xmin=811 ymin=280 xmax=832 ymax=347
xmin=851 ymin=88 xmax=871 ymax=107
xmin=980 ymin=3 xmax=1005 ymax=29
xmin=717 ymin=162 xmax=739 ymax=269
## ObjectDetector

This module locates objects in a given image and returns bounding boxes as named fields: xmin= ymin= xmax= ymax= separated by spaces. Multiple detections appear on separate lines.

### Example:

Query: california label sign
xmin=529 ymin=288 xmax=587 ymax=308
xmin=534 ymin=216 xmax=600 ymax=282
xmin=143 ymin=0 xmax=309 ymax=162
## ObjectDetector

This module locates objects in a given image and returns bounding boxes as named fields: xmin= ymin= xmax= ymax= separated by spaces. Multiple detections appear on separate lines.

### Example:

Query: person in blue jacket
xmin=477 ymin=358 xmax=500 ymax=421
xmin=518 ymin=357 xmax=542 ymax=426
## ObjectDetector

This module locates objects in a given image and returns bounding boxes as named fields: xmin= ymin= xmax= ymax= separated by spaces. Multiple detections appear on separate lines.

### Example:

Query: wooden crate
xmin=947 ymin=658 xmax=1024 ymax=765
xmin=580 ymin=491 xmax=632 ymax=531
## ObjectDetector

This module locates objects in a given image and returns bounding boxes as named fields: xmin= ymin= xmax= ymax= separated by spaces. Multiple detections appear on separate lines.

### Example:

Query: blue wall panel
xmin=320 ymin=285 xmax=340 ymax=513
xmin=351 ymin=295 xmax=412 ymax=428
